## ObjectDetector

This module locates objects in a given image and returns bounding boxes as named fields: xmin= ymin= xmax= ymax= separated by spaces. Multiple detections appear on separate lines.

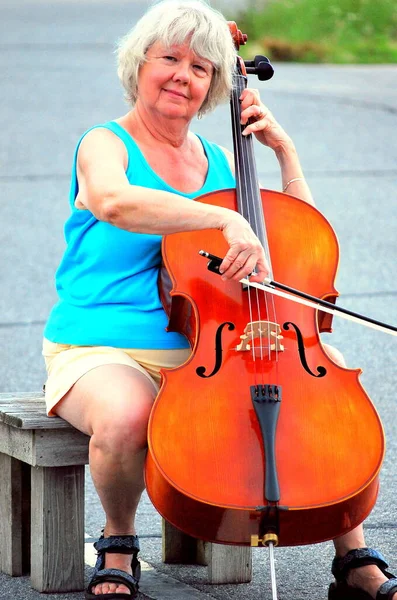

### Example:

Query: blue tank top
xmin=44 ymin=121 xmax=235 ymax=349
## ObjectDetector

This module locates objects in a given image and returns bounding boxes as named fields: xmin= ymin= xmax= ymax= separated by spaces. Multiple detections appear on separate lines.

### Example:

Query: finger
xmin=219 ymin=248 xmax=252 ymax=279
xmin=221 ymin=246 xmax=268 ymax=281
xmin=240 ymin=104 xmax=267 ymax=125
xmin=220 ymin=258 xmax=249 ymax=280
xmin=242 ymin=119 xmax=268 ymax=137
xmin=227 ymin=255 xmax=260 ymax=282
xmin=249 ymin=256 xmax=270 ymax=282
xmin=230 ymin=252 xmax=270 ymax=282
xmin=239 ymin=88 xmax=260 ymax=110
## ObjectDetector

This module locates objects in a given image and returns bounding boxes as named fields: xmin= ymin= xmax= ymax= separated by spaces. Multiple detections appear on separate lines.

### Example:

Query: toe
xmin=92 ymin=582 xmax=131 ymax=595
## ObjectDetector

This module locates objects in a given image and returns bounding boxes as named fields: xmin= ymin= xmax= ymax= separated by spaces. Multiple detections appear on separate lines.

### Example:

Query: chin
xmin=159 ymin=108 xmax=190 ymax=120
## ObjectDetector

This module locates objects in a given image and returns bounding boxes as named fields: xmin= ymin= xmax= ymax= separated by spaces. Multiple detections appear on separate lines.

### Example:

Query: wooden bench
xmin=0 ymin=392 xmax=252 ymax=593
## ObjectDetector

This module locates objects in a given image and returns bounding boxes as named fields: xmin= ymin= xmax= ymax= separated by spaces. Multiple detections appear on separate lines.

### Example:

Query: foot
xmin=89 ymin=529 xmax=139 ymax=596
xmin=92 ymin=552 xmax=133 ymax=595
xmin=346 ymin=564 xmax=397 ymax=599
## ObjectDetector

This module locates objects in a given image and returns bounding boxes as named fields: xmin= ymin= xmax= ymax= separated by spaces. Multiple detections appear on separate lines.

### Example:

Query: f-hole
xmin=283 ymin=321 xmax=327 ymax=378
xmin=196 ymin=321 xmax=235 ymax=378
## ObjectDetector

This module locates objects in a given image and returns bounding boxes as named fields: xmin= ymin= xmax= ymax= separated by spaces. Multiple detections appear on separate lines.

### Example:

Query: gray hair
xmin=116 ymin=0 xmax=237 ymax=116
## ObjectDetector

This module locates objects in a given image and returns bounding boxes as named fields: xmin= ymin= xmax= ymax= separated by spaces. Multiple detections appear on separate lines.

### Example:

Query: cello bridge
xmin=236 ymin=320 xmax=284 ymax=352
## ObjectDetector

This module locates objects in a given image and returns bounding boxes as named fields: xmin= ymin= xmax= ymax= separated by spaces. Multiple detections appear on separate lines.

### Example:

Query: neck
xmin=127 ymin=103 xmax=192 ymax=149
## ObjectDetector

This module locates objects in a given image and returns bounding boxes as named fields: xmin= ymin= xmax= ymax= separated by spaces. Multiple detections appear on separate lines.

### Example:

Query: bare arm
xmin=76 ymin=128 xmax=231 ymax=234
xmin=275 ymin=144 xmax=315 ymax=206
xmin=75 ymin=127 xmax=269 ymax=282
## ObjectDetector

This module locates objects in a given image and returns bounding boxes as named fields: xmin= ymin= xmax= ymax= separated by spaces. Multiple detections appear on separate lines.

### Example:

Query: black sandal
xmin=329 ymin=547 xmax=397 ymax=599
xmin=85 ymin=534 xmax=141 ymax=599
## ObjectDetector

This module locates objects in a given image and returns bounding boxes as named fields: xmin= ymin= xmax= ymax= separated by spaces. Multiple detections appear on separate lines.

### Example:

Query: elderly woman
xmin=42 ymin=1 xmax=396 ymax=599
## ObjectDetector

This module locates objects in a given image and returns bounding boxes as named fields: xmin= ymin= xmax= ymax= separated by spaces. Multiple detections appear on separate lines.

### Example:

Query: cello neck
xmin=230 ymin=63 xmax=272 ymax=271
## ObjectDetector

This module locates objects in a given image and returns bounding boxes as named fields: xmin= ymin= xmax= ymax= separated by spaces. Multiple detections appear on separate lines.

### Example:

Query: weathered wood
xmin=0 ymin=422 xmax=89 ymax=466
xmin=162 ymin=520 xmax=252 ymax=583
xmin=2 ymin=411 xmax=69 ymax=430
xmin=9 ymin=416 xmax=76 ymax=430
xmin=30 ymin=464 xmax=85 ymax=592
xmin=0 ymin=453 xmax=23 ymax=575
xmin=207 ymin=543 xmax=252 ymax=584
xmin=162 ymin=519 xmax=207 ymax=565
xmin=0 ymin=401 xmax=46 ymax=409
xmin=0 ymin=426 xmax=36 ymax=466
xmin=0 ymin=454 xmax=30 ymax=576
xmin=0 ymin=394 xmax=88 ymax=592
xmin=0 ymin=395 xmax=72 ymax=429
xmin=0 ymin=392 xmax=44 ymax=402
xmin=33 ymin=428 xmax=90 ymax=467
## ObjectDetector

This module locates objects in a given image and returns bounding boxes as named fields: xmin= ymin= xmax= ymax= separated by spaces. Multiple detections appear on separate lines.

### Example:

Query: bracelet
xmin=283 ymin=177 xmax=304 ymax=193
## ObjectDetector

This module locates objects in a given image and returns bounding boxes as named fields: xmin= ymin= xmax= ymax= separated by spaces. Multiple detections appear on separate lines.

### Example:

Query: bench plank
xmin=0 ymin=392 xmax=44 ymax=403
xmin=0 ymin=394 xmax=72 ymax=430
xmin=2 ymin=412 xmax=73 ymax=430
xmin=0 ymin=422 xmax=89 ymax=467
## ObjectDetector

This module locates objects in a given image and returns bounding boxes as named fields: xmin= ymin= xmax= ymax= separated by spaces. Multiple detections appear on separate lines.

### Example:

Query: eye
xmin=193 ymin=64 xmax=211 ymax=77
xmin=164 ymin=55 xmax=177 ymax=62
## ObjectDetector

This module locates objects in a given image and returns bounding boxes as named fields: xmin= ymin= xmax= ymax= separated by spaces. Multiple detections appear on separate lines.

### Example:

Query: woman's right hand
xmin=219 ymin=214 xmax=270 ymax=283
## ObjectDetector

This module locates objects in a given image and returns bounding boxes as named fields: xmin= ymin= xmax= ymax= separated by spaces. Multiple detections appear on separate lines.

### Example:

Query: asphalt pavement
xmin=0 ymin=1 xmax=396 ymax=599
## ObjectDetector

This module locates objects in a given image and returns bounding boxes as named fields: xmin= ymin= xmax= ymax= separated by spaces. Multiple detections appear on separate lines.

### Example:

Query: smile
xmin=163 ymin=89 xmax=188 ymax=99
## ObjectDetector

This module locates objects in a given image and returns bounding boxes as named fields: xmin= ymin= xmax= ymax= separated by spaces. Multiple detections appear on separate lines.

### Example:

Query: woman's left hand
xmin=240 ymin=88 xmax=292 ymax=152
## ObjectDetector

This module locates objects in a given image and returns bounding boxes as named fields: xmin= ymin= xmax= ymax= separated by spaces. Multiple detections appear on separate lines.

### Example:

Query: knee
xmin=91 ymin=401 xmax=152 ymax=456
xmin=323 ymin=343 xmax=346 ymax=368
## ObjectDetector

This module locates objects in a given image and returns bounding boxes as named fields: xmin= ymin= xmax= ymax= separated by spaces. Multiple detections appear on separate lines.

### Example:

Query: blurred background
xmin=220 ymin=0 xmax=397 ymax=63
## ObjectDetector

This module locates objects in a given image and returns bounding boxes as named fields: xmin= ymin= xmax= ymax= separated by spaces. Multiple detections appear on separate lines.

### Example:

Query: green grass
xmin=233 ymin=0 xmax=397 ymax=63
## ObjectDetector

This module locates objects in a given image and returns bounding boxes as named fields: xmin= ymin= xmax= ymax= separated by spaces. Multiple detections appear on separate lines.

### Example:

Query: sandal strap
xmin=332 ymin=548 xmax=389 ymax=581
xmin=92 ymin=535 xmax=141 ymax=581
xmin=94 ymin=535 xmax=140 ymax=555
xmin=376 ymin=578 xmax=397 ymax=600
xmin=87 ymin=567 xmax=139 ymax=594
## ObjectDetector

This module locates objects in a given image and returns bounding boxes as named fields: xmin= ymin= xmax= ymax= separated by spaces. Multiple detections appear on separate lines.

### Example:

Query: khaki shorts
xmin=42 ymin=338 xmax=191 ymax=416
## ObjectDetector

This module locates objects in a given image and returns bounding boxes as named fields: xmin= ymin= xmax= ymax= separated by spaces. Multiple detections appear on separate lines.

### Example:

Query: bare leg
xmin=324 ymin=344 xmax=396 ymax=599
xmin=55 ymin=364 xmax=157 ymax=596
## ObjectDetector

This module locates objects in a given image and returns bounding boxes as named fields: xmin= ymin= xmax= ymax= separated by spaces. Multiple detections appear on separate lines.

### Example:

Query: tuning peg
xmin=244 ymin=55 xmax=274 ymax=81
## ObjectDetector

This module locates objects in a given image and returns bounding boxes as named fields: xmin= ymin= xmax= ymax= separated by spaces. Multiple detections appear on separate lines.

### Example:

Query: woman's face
xmin=136 ymin=40 xmax=214 ymax=121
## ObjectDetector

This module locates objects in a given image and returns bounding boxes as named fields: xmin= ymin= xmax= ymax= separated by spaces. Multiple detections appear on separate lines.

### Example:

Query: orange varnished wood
xmin=145 ymin=189 xmax=384 ymax=547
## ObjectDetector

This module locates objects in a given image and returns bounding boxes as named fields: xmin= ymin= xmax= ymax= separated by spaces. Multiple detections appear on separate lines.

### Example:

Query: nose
xmin=172 ymin=60 xmax=190 ymax=84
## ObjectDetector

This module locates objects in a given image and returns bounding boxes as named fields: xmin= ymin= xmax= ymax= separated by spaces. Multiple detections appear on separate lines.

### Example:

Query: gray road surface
xmin=0 ymin=1 xmax=396 ymax=599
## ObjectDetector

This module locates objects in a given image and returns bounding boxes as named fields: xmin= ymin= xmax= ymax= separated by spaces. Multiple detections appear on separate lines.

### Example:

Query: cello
xmin=145 ymin=22 xmax=385 ymax=595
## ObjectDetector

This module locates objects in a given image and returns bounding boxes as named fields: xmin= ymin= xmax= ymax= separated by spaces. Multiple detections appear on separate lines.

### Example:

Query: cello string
xmin=242 ymin=117 xmax=279 ymax=361
xmin=234 ymin=73 xmax=277 ymax=365
xmin=231 ymin=76 xmax=258 ymax=377
xmin=233 ymin=75 xmax=270 ymax=368
xmin=241 ymin=87 xmax=279 ymax=364
xmin=233 ymin=77 xmax=269 ymax=370
xmin=232 ymin=76 xmax=261 ymax=367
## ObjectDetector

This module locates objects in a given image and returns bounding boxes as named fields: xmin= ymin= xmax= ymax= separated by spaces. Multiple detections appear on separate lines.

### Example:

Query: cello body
xmin=145 ymin=188 xmax=385 ymax=547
